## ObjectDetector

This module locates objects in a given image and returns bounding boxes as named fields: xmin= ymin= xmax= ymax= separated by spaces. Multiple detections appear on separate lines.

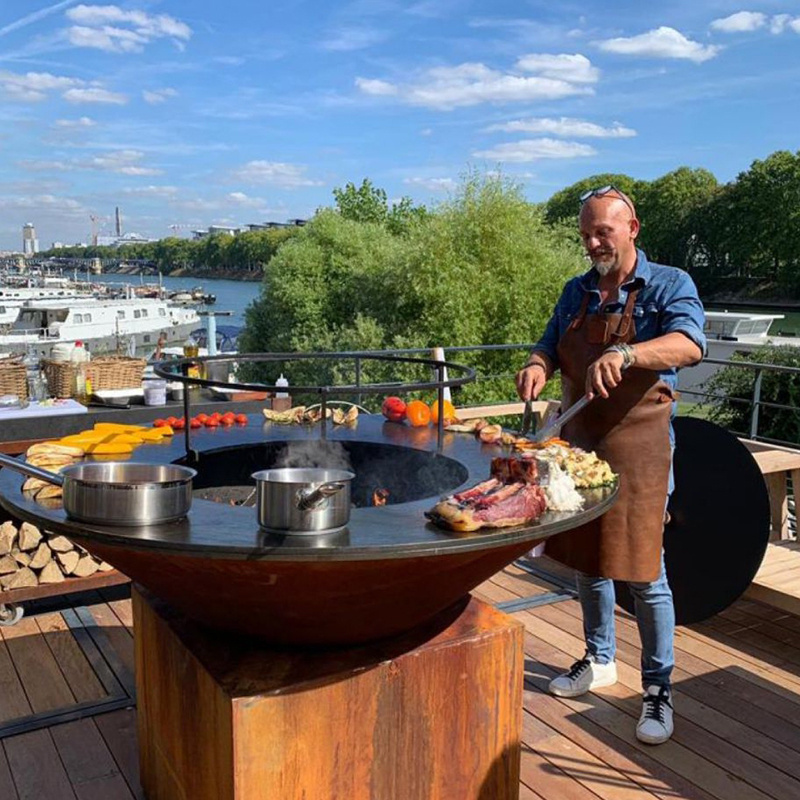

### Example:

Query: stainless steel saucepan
xmin=0 ymin=453 xmax=196 ymax=526
xmin=252 ymin=467 xmax=355 ymax=533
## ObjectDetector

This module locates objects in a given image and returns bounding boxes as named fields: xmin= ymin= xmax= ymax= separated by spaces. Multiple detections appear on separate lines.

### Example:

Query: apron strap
xmin=569 ymin=293 xmax=592 ymax=331
xmin=610 ymin=288 xmax=639 ymax=341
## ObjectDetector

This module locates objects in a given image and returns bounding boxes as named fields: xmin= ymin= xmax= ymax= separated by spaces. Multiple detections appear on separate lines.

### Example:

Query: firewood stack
xmin=0 ymin=519 xmax=112 ymax=590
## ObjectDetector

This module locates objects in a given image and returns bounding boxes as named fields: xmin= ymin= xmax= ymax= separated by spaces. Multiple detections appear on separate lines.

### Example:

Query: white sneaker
xmin=548 ymin=654 xmax=618 ymax=698
xmin=636 ymin=685 xmax=674 ymax=745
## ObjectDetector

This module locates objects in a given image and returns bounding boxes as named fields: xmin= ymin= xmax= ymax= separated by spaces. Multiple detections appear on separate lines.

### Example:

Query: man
xmin=515 ymin=186 xmax=706 ymax=745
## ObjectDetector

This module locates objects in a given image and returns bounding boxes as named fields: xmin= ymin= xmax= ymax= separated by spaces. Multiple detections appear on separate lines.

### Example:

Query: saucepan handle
xmin=0 ymin=453 xmax=65 ymax=487
xmin=296 ymin=481 xmax=346 ymax=511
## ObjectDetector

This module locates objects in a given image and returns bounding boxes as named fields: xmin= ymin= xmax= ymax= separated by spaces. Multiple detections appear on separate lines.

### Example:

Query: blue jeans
xmin=575 ymin=553 xmax=675 ymax=689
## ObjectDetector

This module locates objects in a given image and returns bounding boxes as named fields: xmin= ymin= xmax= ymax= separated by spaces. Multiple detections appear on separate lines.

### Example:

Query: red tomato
xmin=221 ymin=412 xmax=236 ymax=425
xmin=166 ymin=416 xmax=179 ymax=427
xmin=204 ymin=417 xmax=219 ymax=427
xmin=234 ymin=413 xmax=248 ymax=425
xmin=195 ymin=413 xmax=209 ymax=424
xmin=173 ymin=418 xmax=186 ymax=430
xmin=210 ymin=412 xmax=222 ymax=422
xmin=190 ymin=418 xmax=202 ymax=429
xmin=381 ymin=396 xmax=407 ymax=423
xmin=153 ymin=418 xmax=167 ymax=428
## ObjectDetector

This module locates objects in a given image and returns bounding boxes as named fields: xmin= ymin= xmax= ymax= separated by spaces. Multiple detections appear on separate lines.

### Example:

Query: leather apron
xmin=545 ymin=288 xmax=673 ymax=583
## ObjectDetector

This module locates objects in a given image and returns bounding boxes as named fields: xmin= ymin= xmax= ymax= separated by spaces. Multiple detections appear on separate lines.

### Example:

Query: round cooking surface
xmin=615 ymin=417 xmax=770 ymax=625
xmin=0 ymin=414 xmax=619 ymax=644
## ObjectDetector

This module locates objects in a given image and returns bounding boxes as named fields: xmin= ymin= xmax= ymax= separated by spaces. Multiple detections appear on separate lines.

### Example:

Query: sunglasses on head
xmin=579 ymin=185 xmax=636 ymax=216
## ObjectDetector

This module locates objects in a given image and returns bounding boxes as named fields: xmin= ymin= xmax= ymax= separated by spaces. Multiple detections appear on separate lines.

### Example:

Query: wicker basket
xmin=0 ymin=356 xmax=27 ymax=401
xmin=43 ymin=356 xmax=147 ymax=398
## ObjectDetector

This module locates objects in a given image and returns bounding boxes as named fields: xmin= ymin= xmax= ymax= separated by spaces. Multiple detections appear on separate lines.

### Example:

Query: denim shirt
xmin=533 ymin=249 xmax=707 ymax=493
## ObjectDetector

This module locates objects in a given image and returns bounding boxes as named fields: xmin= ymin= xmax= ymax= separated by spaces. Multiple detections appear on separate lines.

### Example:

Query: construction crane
xmin=167 ymin=223 xmax=192 ymax=239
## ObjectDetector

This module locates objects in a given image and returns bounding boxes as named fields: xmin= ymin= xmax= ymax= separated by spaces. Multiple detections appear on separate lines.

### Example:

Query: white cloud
xmin=0 ymin=70 xmax=81 ymax=102
xmin=63 ymin=87 xmax=127 ymax=104
xmin=18 ymin=159 xmax=72 ymax=172
xmin=791 ymin=18 xmax=800 ymax=34
xmin=0 ymin=70 xmax=124 ymax=105
xmin=65 ymin=4 xmax=191 ymax=53
xmin=321 ymin=27 xmax=387 ymax=51
xmin=515 ymin=53 xmax=599 ymax=84
xmin=356 ymin=56 xmax=596 ymax=110
xmin=770 ymin=15 xmax=791 ymax=34
xmin=596 ymin=27 xmax=721 ymax=63
xmin=123 ymin=185 xmax=178 ymax=197
xmin=20 ymin=149 xmax=160 ymax=175
xmin=54 ymin=116 xmax=96 ymax=128
xmin=230 ymin=160 xmax=323 ymax=188
xmin=403 ymin=177 xmax=456 ymax=192
xmin=710 ymin=12 xmax=766 ymax=33
xmin=472 ymin=138 xmax=596 ymax=162
xmin=486 ymin=117 xmax=636 ymax=138
xmin=355 ymin=78 xmax=398 ymax=96
xmin=143 ymin=88 xmax=178 ymax=104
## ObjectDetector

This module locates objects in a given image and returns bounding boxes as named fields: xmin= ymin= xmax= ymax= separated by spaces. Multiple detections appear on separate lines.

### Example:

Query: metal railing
xmin=336 ymin=343 xmax=800 ymax=449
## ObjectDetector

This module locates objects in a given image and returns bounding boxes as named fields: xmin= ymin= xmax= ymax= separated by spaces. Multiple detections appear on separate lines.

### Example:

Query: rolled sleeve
xmin=661 ymin=271 xmax=707 ymax=358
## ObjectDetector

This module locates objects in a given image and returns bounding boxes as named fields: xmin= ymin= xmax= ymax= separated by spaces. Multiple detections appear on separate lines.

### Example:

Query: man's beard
xmin=592 ymin=259 xmax=616 ymax=276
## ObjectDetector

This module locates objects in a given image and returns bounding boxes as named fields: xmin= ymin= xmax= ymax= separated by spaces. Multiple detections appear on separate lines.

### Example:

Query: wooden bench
xmin=740 ymin=439 xmax=800 ymax=541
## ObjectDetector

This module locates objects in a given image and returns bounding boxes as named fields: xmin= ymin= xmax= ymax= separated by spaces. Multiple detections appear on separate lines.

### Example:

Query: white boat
xmin=678 ymin=310 xmax=799 ymax=399
xmin=0 ymin=281 xmax=100 ymax=328
xmin=0 ymin=297 xmax=200 ymax=359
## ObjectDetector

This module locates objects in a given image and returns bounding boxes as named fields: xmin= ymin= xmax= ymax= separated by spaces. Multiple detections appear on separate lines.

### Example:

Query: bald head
xmin=579 ymin=192 xmax=640 ymax=278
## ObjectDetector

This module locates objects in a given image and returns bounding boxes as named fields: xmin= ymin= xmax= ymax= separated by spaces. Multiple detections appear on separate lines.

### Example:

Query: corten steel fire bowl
xmin=0 ymin=415 xmax=616 ymax=646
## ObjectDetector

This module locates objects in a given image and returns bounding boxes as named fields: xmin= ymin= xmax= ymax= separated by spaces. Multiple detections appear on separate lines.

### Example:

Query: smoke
xmin=273 ymin=440 xmax=353 ymax=472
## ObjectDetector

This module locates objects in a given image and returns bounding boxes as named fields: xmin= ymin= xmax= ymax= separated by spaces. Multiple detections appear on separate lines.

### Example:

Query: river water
xmin=86 ymin=276 xmax=800 ymax=340
xmin=87 ymin=274 xmax=263 ymax=328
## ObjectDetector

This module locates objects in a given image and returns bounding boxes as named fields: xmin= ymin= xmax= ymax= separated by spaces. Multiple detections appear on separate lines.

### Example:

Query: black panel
xmin=615 ymin=417 xmax=770 ymax=624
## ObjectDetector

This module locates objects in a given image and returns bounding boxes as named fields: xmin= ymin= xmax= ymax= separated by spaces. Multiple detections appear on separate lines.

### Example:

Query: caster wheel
xmin=0 ymin=603 xmax=24 ymax=626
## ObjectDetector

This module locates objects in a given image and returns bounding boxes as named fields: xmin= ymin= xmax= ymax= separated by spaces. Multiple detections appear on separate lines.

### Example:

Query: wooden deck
xmin=2 ymin=569 xmax=800 ymax=799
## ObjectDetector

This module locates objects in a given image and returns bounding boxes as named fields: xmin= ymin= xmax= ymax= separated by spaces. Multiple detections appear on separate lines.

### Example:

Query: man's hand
xmin=586 ymin=350 xmax=626 ymax=399
xmin=516 ymin=363 xmax=548 ymax=401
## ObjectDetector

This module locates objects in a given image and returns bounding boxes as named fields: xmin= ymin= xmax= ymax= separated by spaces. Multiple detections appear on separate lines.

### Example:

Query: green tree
xmin=241 ymin=172 xmax=584 ymax=404
xmin=703 ymin=344 xmax=800 ymax=443
xmin=636 ymin=167 xmax=718 ymax=268
xmin=333 ymin=179 xmax=427 ymax=234
xmin=543 ymin=173 xmax=642 ymax=226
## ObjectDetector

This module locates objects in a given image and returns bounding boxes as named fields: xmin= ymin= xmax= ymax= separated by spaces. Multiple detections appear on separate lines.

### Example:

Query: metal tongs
xmin=531 ymin=394 xmax=593 ymax=443
xmin=519 ymin=399 xmax=534 ymax=436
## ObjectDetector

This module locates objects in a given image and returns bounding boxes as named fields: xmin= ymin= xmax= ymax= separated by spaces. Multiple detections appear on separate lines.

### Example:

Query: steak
xmin=490 ymin=456 xmax=538 ymax=484
xmin=428 ymin=456 xmax=548 ymax=532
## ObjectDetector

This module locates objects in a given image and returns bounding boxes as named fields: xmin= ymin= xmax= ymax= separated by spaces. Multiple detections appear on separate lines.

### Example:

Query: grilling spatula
xmin=531 ymin=393 xmax=593 ymax=443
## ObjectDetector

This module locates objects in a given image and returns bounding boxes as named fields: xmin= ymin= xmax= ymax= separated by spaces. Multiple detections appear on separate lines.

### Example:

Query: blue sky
xmin=1 ymin=1 xmax=799 ymax=251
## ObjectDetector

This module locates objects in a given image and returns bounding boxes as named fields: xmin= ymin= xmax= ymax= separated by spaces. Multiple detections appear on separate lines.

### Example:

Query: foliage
xmin=541 ymin=150 xmax=800 ymax=297
xmin=333 ymin=178 xmax=428 ymax=235
xmin=702 ymin=345 xmax=800 ymax=443
xmin=240 ymin=173 xmax=585 ymax=407
xmin=635 ymin=167 xmax=718 ymax=269
xmin=543 ymin=173 xmax=642 ymax=226
xmin=39 ymin=227 xmax=299 ymax=274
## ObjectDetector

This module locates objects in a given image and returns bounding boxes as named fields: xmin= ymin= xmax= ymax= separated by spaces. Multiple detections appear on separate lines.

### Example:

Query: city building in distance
xmin=22 ymin=223 xmax=39 ymax=256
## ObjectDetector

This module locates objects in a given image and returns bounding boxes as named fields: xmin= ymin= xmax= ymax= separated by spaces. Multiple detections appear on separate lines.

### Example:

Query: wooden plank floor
xmin=3 ymin=572 xmax=800 ymax=799
xmin=747 ymin=540 xmax=800 ymax=616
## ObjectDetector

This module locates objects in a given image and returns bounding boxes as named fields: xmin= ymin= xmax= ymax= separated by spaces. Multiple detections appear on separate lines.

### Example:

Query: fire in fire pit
xmin=186 ymin=440 xmax=468 ymax=508
xmin=372 ymin=488 xmax=390 ymax=507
